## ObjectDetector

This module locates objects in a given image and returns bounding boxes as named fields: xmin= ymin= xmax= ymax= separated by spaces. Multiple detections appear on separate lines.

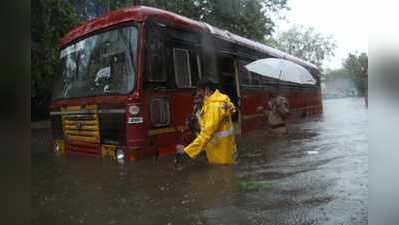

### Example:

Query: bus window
xmin=173 ymin=48 xmax=192 ymax=88
xmin=218 ymin=55 xmax=239 ymax=122
xmin=190 ymin=52 xmax=201 ymax=86
xmin=251 ymin=73 xmax=261 ymax=86
xmin=218 ymin=56 xmax=236 ymax=100
xmin=200 ymin=34 xmax=219 ymax=82
xmin=239 ymin=60 xmax=251 ymax=86
xmin=146 ymin=25 xmax=167 ymax=82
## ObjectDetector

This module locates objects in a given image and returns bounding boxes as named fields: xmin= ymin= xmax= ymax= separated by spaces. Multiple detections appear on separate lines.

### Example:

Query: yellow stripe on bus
xmin=64 ymin=130 xmax=99 ymax=137
xmin=66 ymin=136 xmax=99 ymax=143
xmin=63 ymin=114 xmax=98 ymax=119
xmin=64 ymin=125 xmax=99 ymax=131
xmin=62 ymin=105 xmax=98 ymax=111
xmin=148 ymin=125 xmax=188 ymax=136
xmin=63 ymin=120 xmax=99 ymax=126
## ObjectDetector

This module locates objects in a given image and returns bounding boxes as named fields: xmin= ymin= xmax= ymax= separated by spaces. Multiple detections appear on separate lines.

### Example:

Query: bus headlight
xmin=128 ymin=105 xmax=140 ymax=115
xmin=116 ymin=149 xmax=124 ymax=161
xmin=54 ymin=143 xmax=60 ymax=152
xmin=53 ymin=141 xmax=64 ymax=154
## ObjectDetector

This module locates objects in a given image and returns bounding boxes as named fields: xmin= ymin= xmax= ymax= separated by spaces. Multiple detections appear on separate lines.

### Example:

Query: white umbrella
xmin=244 ymin=58 xmax=316 ymax=85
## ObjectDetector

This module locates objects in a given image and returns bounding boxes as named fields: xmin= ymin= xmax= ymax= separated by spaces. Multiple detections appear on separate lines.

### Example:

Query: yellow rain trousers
xmin=184 ymin=90 xmax=237 ymax=164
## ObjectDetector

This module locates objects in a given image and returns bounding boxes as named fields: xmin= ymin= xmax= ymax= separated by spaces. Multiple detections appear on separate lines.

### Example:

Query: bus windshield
xmin=53 ymin=25 xmax=138 ymax=100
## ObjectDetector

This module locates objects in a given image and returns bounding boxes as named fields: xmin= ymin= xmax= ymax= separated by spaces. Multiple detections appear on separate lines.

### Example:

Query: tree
xmin=194 ymin=0 xmax=280 ymax=42
xmin=31 ymin=0 xmax=80 ymax=120
xmin=343 ymin=52 xmax=368 ymax=96
xmin=324 ymin=68 xmax=356 ymax=97
xmin=275 ymin=25 xmax=337 ymax=67
xmin=73 ymin=0 xmax=288 ymax=43
xmin=68 ymin=0 xmax=137 ymax=20
xmin=324 ymin=52 xmax=368 ymax=97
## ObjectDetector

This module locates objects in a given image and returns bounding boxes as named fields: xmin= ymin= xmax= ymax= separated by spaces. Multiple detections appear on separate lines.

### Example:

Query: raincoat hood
xmin=205 ymin=90 xmax=236 ymax=118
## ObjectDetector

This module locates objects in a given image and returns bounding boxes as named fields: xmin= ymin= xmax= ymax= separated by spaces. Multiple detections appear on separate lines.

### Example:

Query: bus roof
xmin=60 ymin=6 xmax=319 ymax=72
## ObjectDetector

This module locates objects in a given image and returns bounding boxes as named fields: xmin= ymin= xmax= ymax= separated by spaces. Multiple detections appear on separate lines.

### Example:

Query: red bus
xmin=50 ymin=6 xmax=322 ymax=160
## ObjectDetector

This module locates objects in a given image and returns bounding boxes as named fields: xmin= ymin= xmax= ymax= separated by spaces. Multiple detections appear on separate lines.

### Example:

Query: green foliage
xmin=196 ymin=0 xmax=274 ymax=42
xmin=276 ymin=25 xmax=337 ymax=67
xmin=343 ymin=53 xmax=368 ymax=78
xmin=31 ymin=0 xmax=80 ymax=120
xmin=140 ymin=0 xmax=288 ymax=42
xmin=325 ymin=52 xmax=368 ymax=96
xmin=68 ymin=0 xmax=138 ymax=20
xmin=324 ymin=68 xmax=351 ymax=80
xmin=66 ymin=0 xmax=288 ymax=42
xmin=343 ymin=52 xmax=368 ymax=96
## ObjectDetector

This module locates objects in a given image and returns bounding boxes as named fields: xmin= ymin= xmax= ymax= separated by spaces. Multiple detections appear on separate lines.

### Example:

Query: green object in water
xmin=239 ymin=181 xmax=273 ymax=190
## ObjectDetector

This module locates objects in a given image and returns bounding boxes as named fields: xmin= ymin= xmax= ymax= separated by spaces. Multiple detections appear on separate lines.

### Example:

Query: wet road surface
xmin=32 ymin=97 xmax=368 ymax=225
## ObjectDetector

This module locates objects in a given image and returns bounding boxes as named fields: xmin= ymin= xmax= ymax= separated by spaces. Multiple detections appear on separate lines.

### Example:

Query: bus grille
xmin=50 ymin=115 xmax=64 ymax=139
xmin=63 ymin=113 xmax=100 ymax=143
xmin=99 ymin=113 xmax=126 ymax=145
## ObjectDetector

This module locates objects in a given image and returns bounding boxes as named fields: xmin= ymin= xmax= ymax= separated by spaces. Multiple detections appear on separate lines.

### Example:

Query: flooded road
xmin=32 ymin=97 xmax=368 ymax=225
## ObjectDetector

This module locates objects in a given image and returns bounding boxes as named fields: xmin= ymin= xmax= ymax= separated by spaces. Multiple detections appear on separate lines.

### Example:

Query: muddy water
xmin=32 ymin=97 xmax=368 ymax=225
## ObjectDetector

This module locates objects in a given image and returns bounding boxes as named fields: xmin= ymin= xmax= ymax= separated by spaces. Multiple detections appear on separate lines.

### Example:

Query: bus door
xmin=217 ymin=55 xmax=241 ymax=135
xmin=233 ymin=58 xmax=242 ymax=135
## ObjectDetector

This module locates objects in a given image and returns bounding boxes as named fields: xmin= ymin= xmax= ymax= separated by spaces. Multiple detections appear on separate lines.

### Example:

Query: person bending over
xmin=175 ymin=78 xmax=237 ymax=165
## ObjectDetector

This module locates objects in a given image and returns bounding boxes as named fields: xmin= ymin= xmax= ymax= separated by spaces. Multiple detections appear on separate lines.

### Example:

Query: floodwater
xmin=32 ymin=97 xmax=368 ymax=225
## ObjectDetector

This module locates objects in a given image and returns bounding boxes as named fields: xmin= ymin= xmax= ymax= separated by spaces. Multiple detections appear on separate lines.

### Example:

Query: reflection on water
xmin=32 ymin=97 xmax=368 ymax=225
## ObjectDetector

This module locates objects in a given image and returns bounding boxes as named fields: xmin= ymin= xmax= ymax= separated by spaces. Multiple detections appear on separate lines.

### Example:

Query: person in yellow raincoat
xmin=175 ymin=78 xmax=237 ymax=165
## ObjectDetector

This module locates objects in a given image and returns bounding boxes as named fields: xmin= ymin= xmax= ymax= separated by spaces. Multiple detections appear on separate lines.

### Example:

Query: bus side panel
xmin=143 ymin=90 xmax=195 ymax=157
xmin=240 ymin=88 xmax=269 ymax=134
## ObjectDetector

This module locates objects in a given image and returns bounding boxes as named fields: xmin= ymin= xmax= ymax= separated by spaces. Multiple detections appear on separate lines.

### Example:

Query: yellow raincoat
xmin=184 ymin=90 xmax=237 ymax=164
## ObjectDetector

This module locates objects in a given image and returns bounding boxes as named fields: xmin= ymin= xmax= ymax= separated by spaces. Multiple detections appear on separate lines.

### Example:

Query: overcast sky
xmin=275 ymin=0 xmax=368 ymax=69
